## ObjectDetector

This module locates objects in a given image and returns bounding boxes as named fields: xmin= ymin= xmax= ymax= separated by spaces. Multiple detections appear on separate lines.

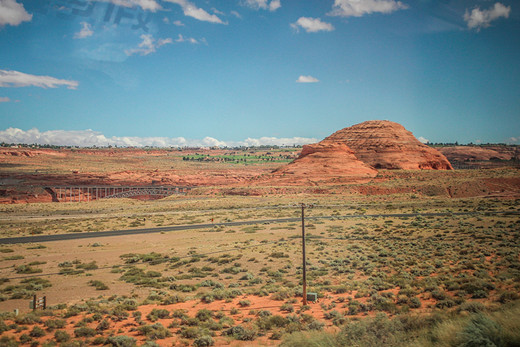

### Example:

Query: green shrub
xmin=105 ymin=335 xmax=137 ymax=347
xmin=455 ymin=314 xmax=503 ymax=347
xmin=44 ymin=319 xmax=66 ymax=331
xmin=88 ymin=280 xmax=109 ymax=290
xmin=147 ymin=309 xmax=170 ymax=322
xmin=223 ymin=325 xmax=258 ymax=341
xmin=54 ymin=330 xmax=71 ymax=343
xmin=29 ymin=326 xmax=46 ymax=337
xmin=137 ymin=323 xmax=171 ymax=340
xmin=238 ymin=300 xmax=251 ymax=307
xmin=74 ymin=326 xmax=97 ymax=337
xmin=193 ymin=335 xmax=214 ymax=347
xmin=96 ymin=319 xmax=110 ymax=331
xmin=196 ymin=309 xmax=213 ymax=322
xmin=0 ymin=335 xmax=19 ymax=347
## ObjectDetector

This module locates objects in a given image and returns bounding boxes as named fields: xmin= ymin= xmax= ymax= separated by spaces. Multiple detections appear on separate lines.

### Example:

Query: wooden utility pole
xmin=300 ymin=203 xmax=311 ymax=305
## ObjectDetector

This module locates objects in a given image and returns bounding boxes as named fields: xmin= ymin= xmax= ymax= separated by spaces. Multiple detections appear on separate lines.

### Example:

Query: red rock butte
xmin=271 ymin=142 xmax=378 ymax=184
xmin=265 ymin=120 xmax=452 ymax=186
xmin=322 ymin=120 xmax=453 ymax=170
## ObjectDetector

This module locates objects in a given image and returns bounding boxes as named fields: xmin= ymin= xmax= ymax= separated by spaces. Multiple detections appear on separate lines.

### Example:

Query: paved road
xmin=1 ymin=210 xmax=515 ymax=244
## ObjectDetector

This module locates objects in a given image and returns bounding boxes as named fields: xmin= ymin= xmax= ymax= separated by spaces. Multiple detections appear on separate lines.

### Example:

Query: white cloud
xmin=175 ymin=34 xmax=199 ymax=44
xmin=291 ymin=17 xmax=334 ymax=33
xmin=74 ymin=22 xmax=94 ymax=39
xmin=464 ymin=2 xmax=511 ymax=31
xmin=242 ymin=0 xmax=281 ymax=12
xmin=164 ymin=0 xmax=225 ymax=24
xmin=296 ymin=75 xmax=319 ymax=83
xmin=94 ymin=0 xmax=162 ymax=12
xmin=328 ymin=0 xmax=408 ymax=18
xmin=0 ymin=0 xmax=32 ymax=26
xmin=0 ymin=96 xmax=10 ymax=102
xmin=173 ymin=20 xmax=185 ymax=26
xmin=418 ymin=136 xmax=429 ymax=144
xmin=0 ymin=127 xmax=318 ymax=148
xmin=0 ymin=69 xmax=78 ymax=89
xmin=231 ymin=11 xmax=242 ymax=19
xmin=507 ymin=137 xmax=519 ymax=144
xmin=125 ymin=34 xmax=172 ymax=56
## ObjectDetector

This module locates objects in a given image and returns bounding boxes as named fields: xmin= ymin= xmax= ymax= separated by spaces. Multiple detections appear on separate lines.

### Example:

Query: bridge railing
xmin=45 ymin=186 xmax=192 ymax=202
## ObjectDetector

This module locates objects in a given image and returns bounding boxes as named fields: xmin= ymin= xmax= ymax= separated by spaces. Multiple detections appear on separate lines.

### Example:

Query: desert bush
xmin=54 ymin=330 xmax=71 ymax=343
xmin=121 ymin=299 xmax=138 ymax=311
xmin=458 ymin=301 xmax=485 ymax=313
xmin=44 ymin=319 xmax=66 ymax=331
xmin=196 ymin=309 xmax=213 ymax=322
xmin=137 ymin=323 xmax=171 ymax=340
xmin=0 ymin=335 xmax=19 ymax=347
xmin=29 ymin=326 xmax=46 ymax=337
xmin=105 ymin=335 xmax=137 ymax=347
xmin=454 ymin=314 xmax=504 ymax=347
xmin=498 ymin=291 xmax=519 ymax=303
xmin=280 ymin=331 xmax=338 ymax=347
xmin=223 ymin=325 xmax=258 ymax=341
xmin=74 ymin=326 xmax=96 ymax=337
xmin=15 ymin=313 xmax=42 ymax=324
xmin=15 ymin=265 xmax=42 ymax=274
xmin=19 ymin=334 xmax=32 ymax=344
xmin=110 ymin=305 xmax=129 ymax=321
xmin=193 ymin=335 xmax=214 ymax=347
xmin=409 ymin=297 xmax=421 ymax=309
xmin=238 ymin=300 xmax=251 ymax=307
xmin=91 ymin=337 xmax=106 ymax=345
xmin=147 ymin=308 xmax=170 ymax=322
xmin=96 ymin=319 xmax=110 ymax=331
xmin=88 ymin=280 xmax=109 ymax=290
xmin=76 ymin=261 xmax=98 ymax=270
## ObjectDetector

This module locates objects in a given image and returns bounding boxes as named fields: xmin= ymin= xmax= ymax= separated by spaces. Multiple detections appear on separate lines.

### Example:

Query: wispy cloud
xmin=231 ymin=11 xmax=242 ymax=19
xmin=164 ymin=0 xmax=225 ymax=24
xmin=464 ymin=2 xmax=511 ymax=31
xmin=0 ymin=128 xmax=318 ymax=148
xmin=74 ymin=22 xmax=94 ymax=39
xmin=0 ymin=0 xmax=32 ymax=26
xmin=241 ymin=0 xmax=281 ymax=12
xmin=125 ymin=34 xmax=172 ymax=56
xmin=175 ymin=34 xmax=199 ymax=44
xmin=94 ymin=0 xmax=162 ymax=12
xmin=291 ymin=17 xmax=334 ymax=33
xmin=328 ymin=0 xmax=408 ymax=18
xmin=0 ymin=69 xmax=78 ymax=89
xmin=296 ymin=75 xmax=319 ymax=83
xmin=0 ymin=96 xmax=10 ymax=103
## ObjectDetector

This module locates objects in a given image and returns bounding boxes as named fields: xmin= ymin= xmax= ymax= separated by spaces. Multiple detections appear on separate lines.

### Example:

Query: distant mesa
xmin=267 ymin=120 xmax=452 ymax=185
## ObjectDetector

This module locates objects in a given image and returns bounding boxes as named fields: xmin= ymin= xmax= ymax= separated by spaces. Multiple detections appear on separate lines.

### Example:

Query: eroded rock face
xmin=322 ymin=120 xmax=453 ymax=170
xmin=270 ymin=142 xmax=378 ymax=184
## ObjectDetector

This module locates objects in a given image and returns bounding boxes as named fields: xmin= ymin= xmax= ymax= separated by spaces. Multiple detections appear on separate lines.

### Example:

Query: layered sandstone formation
xmin=322 ymin=120 xmax=453 ymax=170
xmin=438 ymin=146 xmax=519 ymax=162
xmin=270 ymin=142 xmax=378 ymax=184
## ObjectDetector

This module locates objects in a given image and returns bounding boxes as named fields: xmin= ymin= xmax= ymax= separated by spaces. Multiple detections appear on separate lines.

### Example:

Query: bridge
xmin=44 ymin=186 xmax=192 ymax=202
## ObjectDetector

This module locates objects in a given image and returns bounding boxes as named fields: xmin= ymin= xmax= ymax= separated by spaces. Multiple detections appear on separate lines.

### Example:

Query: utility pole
xmin=300 ymin=203 xmax=312 ymax=305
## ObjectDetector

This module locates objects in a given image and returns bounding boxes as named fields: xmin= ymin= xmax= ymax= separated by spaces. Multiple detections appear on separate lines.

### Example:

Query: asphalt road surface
xmin=0 ymin=211 xmax=515 ymax=244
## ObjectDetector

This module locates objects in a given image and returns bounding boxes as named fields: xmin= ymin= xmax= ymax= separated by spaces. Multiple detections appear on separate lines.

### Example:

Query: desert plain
xmin=0 ymin=121 xmax=519 ymax=346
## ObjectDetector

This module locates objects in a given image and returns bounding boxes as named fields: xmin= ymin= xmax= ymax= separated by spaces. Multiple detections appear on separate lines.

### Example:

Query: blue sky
xmin=0 ymin=0 xmax=519 ymax=147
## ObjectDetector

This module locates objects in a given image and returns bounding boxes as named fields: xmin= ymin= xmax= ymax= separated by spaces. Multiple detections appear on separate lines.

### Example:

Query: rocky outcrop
xmin=269 ymin=142 xmax=377 ymax=184
xmin=322 ymin=120 xmax=453 ymax=170
xmin=437 ymin=146 xmax=519 ymax=162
